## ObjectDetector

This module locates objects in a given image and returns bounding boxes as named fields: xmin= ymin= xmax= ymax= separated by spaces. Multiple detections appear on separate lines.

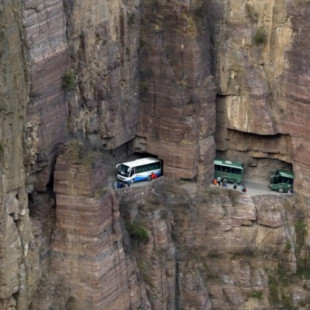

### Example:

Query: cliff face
xmin=135 ymin=0 xmax=216 ymax=182
xmin=64 ymin=0 xmax=141 ymax=150
xmin=23 ymin=0 xmax=69 ymax=191
xmin=214 ymin=0 xmax=310 ymax=195
xmin=0 ymin=1 xmax=40 ymax=309
xmin=117 ymin=180 xmax=306 ymax=309
xmin=41 ymin=143 xmax=149 ymax=309
xmin=1 ymin=0 xmax=310 ymax=309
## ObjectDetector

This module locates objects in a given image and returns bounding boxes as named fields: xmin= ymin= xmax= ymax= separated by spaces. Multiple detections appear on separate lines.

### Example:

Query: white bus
xmin=116 ymin=157 xmax=162 ymax=184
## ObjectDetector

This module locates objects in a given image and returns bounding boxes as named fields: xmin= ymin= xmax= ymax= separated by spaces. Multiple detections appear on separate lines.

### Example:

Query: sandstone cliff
xmin=135 ymin=0 xmax=216 ymax=182
xmin=1 ymin=0 xmax=310 ymax=309
xmin=116 ymin=180 xmax=307 ymax=309
xmin=214 ymin=0 xmax=310 ymax=195
xmin=0 ymin=1 xmax=40 ymax=308
xmin=30 ymin=142 xmax=150 ymax=309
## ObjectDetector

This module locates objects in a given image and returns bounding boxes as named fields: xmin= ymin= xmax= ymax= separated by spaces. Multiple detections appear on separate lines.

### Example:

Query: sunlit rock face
xmin=282 ymin=2 xmax=310 ymax=200
xmin=215 ymin=0 xmax=292 ymax=136
xmin=214 ymin=0 xmax=310 ymax=201
xmin=135 ymin=0 xmax=216 ymax=183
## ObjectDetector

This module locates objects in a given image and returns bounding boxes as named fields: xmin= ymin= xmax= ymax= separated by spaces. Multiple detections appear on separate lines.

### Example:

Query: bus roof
xmin=121 ymin=157 xmax=160 ymax=168
xmin=277 ymin=170 xmax=294 ymax=179
xmin=214 ymin=158 xmax=243 ymax=169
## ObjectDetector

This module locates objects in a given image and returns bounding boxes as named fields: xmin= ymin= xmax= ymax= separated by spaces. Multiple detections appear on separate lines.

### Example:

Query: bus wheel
xmin=278 ymin=188 xmax=284 ymax=193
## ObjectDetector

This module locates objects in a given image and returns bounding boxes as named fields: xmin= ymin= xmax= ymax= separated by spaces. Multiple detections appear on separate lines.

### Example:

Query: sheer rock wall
xmin=214 ymin=0 xmax=310 ymax=199
xmin=63 ymin=0 xmax=141 ymax=150
xmin=117 ymin=180 xmax=306 ymax=310
xmin=135 ymin=0 xmax=216 ymax=182
xmin=41 ymin=144 xmax=150 ymax=309
xmin=0 ymin=1 xmax=41 ymax=309
xmin=23 ymin=0 xmax=69 ymax=191
xmin=1 ymin=0 xmax=310 ymax=309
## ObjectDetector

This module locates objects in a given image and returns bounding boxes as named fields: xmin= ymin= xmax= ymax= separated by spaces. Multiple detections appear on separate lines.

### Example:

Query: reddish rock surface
xmin=116 ymin=180 xmax=305 ymax=309
xmin=46 ymin=144 xmax=149 ymax=309
xmin=280 ymin=3 xmax=310 ymax=201
xmin=214 ymin=1 xmax=310 ymax=203
xmin=3 ymin=0 xmax=310 ymax=309
xmin=136 ymin=0 xmax=216 ymax=182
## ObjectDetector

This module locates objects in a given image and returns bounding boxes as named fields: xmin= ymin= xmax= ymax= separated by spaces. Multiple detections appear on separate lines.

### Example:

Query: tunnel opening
xmin=215 ymin=129 xmax=294 ymax=185
xmin=216 ymin=150 xmax=293 ymax=186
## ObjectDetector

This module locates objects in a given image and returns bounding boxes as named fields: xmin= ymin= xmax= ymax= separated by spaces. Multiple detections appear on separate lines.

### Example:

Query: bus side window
xmin=130 ymin=169 xmax=134 ymax=177
xmin=235 ymin=169 xmax=241 ymax=175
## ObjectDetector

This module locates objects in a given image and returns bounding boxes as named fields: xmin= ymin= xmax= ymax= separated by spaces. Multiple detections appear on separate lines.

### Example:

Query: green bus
xmin=270 ymin=170 xmax=294 ymax=193
xmin=214 ymin=158 xmax=244 ymax=184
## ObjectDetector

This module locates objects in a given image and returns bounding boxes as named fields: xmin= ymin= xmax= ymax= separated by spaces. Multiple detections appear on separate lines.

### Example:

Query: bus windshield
xmin=117 ymin=164 xmax=130 ymax=177
xmin=270 ymin=169 xmax=294 ymax=193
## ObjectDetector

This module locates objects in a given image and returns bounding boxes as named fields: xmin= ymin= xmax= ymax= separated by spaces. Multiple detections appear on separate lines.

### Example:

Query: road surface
xmin=218 ymin=179 xmax=292 ymax=196
xmin=110 ymin=176 xmax=293 ymax=197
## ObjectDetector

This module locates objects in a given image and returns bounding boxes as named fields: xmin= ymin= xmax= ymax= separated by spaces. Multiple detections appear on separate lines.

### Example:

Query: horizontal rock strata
xmin=48 ymin=144 xmax=148 ymax=309
xmin=136 ymin=0 xmax=216 ymax=182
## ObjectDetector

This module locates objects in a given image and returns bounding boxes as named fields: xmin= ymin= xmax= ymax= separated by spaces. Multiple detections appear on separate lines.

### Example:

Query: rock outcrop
xmin=118 ymin=180 xmax=306 ymax=310
xmin=38 ymin=142 xmax=149 ymax=309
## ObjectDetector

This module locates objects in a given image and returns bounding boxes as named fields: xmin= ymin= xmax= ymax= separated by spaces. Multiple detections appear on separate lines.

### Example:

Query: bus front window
xmin=118 ymin=164 xmax=130 ymax=177
xmin=271 ymin=176 xmax=279 ymax=184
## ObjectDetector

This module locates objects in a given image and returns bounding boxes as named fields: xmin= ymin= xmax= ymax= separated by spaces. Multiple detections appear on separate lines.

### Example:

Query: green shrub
xmin=139 ymin=81 xmax=148 ymax=93
xmin=277 ymin=263 xmax=290 ymax=287
xmin=128 ymin=13 xmax=135 ymax=26
xmin=268 ymin=275 xmax=279 ymax=305
xmin=62 ymin=70 xmax=76 ymax=91
xmin=250 ymin=291 xmax=263 ymax=300
xmin=281 ymin=290 xmax=295 ymax=310
xmin=126 ymin=222 xmax=149 ymax=244
xmin=254 ymin=29 xmax=267 ymax=45
xmin=297 ymin=255 xmax=310 ymax=279
xmin=139 ymin=38 xmax=147 ymax=49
